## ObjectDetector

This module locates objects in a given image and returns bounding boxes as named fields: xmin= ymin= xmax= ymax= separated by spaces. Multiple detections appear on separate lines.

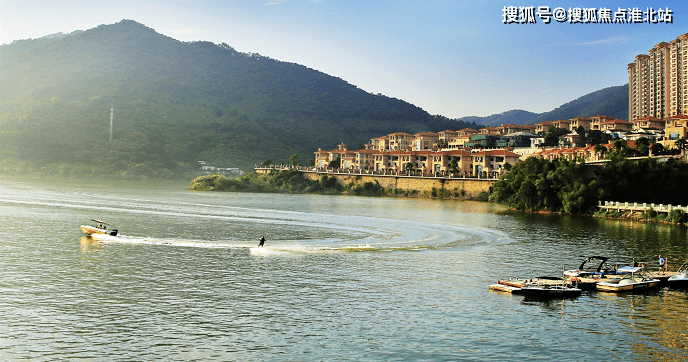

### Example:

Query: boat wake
xmin=90 ymin=233 xmax=378 ymax=253
xmin=89 ymin=230 xmax=509 ymax=254
xmin=1 ymin=185 xmax=514 ymax=254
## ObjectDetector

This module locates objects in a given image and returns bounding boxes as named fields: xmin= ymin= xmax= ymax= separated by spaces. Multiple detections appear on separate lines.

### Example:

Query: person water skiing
xmin=258 ymin=236 xmax=266 ymax=247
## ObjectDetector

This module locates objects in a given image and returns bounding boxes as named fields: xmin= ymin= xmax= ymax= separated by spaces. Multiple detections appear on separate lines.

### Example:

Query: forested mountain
xmin=459 ymin=110 xmax=539 ymax=127
xmin=0 ymin=20 xmax=479 ymax=178
xmin=460 ymin=85 xmax=628 ymax=127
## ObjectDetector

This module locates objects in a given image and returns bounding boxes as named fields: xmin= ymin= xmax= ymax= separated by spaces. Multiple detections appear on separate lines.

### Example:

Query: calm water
xmin=1 ymin=179 xmax=687 ymax=361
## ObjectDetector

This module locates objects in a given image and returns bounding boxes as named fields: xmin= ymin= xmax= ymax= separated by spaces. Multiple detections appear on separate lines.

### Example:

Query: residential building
xmin=437 ymin=130 xmax=459 ymax=148
xmin=355 ymin=148 xmax=377 ymax=170
xmin=663 ymin=114 xmax=688 ymax=148
xmin=451 ymin=134 xmax=474 ymax=148
xmin=370 ymin=136 xmax=389 ymax=151
xmin=472 ymin=150 xmax=521 ymax=177
xmin=413 ymin=132 xmax=438 ymax=151
xmin=388 ymin=132 xmax=414 ymax=151
xmin=535 ymin=121 xmax=553 ymax=135
xmin=569 ymin=117 xmax=592 ymax=131
xmin=628 ymin=33 xmax=688 ymax=121
xmin=479 ymin=126 xmax=498 ymax=135
xmin=600 ymin=118 xmax=633 ymax=133
xmin=590 ymin=115 xmax=615 ymax=130
xmin=550 ymin=119 xmax=571 ymax=130
xmin=632 ymin=116 xmax=666 ymax=131
xmin=470 ymin=134 xmax=503 ymax=148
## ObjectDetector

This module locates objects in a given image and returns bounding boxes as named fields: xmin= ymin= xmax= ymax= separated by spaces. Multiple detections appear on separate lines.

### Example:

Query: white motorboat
xmin=595 ymin=267 xmax=660 ymax=292
xmin=667 ymin=261 xmax=688 ymax=289
xmin=80 ymin=218 xmax=118 ymax=236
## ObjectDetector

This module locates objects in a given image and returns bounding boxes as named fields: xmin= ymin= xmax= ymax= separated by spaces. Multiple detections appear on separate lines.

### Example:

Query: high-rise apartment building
xmin=628 ymin=33 xmax=688 ymax=121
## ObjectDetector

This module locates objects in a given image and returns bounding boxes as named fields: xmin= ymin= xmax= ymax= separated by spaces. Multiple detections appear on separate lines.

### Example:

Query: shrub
xmin=668 ymin=209 xmax=686 ymax=224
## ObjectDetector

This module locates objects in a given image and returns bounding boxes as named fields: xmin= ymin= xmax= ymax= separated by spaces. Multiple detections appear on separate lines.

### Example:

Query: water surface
xmin=1 ymin=179 xmax=687 ymax=361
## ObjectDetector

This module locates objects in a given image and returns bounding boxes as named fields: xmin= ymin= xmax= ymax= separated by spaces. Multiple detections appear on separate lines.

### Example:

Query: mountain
xmin=0 ymin=20 xmax=479 ymax=177
xmin=458 ymin=110 xmax=540 ymax=127
xmin=459 ymin=85 xmax=629 ymax=127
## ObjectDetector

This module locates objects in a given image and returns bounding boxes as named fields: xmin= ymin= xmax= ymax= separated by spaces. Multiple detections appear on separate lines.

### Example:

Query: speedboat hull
xmin=595 ymin=279 xmax=660 ymax=292
xmin=81 ymin=225 xmax=107 ymax=235
xmin=520 ymin=285 xmax=582 ymax=298
xmin=667 ymin=272 xmax=688 ymax=289
xmin=81 ymin=225 xmax=118 ymax=236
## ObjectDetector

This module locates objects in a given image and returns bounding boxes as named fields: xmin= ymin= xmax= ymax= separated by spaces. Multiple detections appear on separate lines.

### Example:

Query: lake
xmin=1 ymin=178 xmax=687 ymax=361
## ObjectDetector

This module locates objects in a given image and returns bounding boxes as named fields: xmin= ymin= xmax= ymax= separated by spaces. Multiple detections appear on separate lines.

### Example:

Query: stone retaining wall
xmin=302 ymin=171 xmax=494 ymax=198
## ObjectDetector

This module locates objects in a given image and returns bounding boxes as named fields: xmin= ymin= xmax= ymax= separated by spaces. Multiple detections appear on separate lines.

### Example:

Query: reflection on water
xmin=80 ymin=236 xmax=104 ymax=253
xmin=1 ymin=179 xmax=687 ymax=361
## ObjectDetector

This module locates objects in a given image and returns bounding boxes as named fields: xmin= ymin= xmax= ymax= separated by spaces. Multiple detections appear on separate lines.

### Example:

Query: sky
xmin=2 ymin=0 xmax=687 ymax=118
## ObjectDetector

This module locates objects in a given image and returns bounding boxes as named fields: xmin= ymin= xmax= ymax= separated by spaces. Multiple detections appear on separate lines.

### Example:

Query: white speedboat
xmin=80 ymin=218 xmax=118 ymax=236
xmin=595 ymin=267 xmax=660 ymax=292
xmin=667 ymin=261 xmax=688 ymax=289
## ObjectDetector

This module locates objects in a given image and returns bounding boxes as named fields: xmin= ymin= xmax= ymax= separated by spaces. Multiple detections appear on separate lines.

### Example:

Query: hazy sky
xmin=2 ymin=1 xmax=687 ymax=118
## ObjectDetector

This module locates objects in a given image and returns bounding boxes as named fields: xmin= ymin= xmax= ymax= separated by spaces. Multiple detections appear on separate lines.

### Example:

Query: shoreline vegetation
xmin=491 ymin=156 xmax=688 ymax=224
xmin=188 ymin=171 xmax=490 ymax=200
xmin=594 ymin=208 xmax=688 ymax=225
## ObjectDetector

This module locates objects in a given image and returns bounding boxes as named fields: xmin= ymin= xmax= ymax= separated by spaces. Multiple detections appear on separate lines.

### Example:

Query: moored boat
xmin=564 ymin=256 xmax=628 ymax=278
xmin=667 ymin=260 xmax=688 ymax=289
xmin=520 ymin=284 xmax=582 ymax=298
xmin=80 ymin=218 xmax=118 ymax=236
xmin=489 ymin=284 xmax=523 ymax=294
xmin=595 ymin=267 xmax=660 ymax=292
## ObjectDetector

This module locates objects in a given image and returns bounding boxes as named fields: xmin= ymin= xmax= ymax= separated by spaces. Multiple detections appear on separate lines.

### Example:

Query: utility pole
xmin=109 ymin=106 xmax=114 ymax=142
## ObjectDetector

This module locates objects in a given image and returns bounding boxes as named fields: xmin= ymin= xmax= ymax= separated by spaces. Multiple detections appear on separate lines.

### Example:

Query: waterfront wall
xmin=301 ymin=170 xmax=494 ymax=197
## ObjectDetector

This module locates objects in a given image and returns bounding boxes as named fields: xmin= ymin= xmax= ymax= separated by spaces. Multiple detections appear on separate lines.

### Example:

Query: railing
xmin=598 ymin=201 xmax=688 ymax=213
xmin=254 ymin=165 xmax=501 ymax=180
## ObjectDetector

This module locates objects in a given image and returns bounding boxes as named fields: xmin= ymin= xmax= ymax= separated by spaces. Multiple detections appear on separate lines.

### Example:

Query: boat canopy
xmin=91 ymin=219 xmax=110 ymax=225
xmin=616 ymin=266 xmax=643 ymax=273
xmin=577 ymin=256 xmax=609 ymax=271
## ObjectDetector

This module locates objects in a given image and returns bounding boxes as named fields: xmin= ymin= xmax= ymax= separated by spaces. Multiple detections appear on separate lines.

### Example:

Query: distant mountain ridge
xmin=0 ymin=19 xmax=629 ymax=177
xmin=0 ymin=20 xmax=475 ymax=174
xmin=459 ymin=85 xmax=629 ymax=127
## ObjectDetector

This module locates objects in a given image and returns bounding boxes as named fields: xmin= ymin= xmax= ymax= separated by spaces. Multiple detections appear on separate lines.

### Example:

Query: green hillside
xmin=531 ymin=84 xmax=629 ymax=124
xmin=458 ymin=85 xmax=628 ymax=126
xmin=0 ymin=20 xmax=478 ymax=178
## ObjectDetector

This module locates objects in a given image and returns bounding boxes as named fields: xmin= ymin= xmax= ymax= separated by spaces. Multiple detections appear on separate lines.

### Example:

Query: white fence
xmin=599 ymin=201 xmax=688 ymax=213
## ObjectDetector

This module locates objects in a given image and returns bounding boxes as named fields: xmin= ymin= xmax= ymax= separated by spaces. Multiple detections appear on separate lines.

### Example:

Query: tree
xmin=675 ymin=138 xmax=688 ymax=152
xmin=328 ymin=156 xmax=341 ymax=169
xmin=260 ymin=159 xmax=272 ymax=167
xmin=594 ymin=144 xmax=607 ymax=157
xmin=405 ymin=162 xmax=414 ymax=174
xmin=450 ymin=158 xmax=458 ymax=173
xmin=575 ymin=126 xmax=587 ymax=146
xmin=544 ymin=126 xmax=569 ymax=146
xmin=636 ymin=137 xmax=650 ymax=156
xmin=289 ymin=154 xmax=300 ymax=166
xmin=586 ymin=130 xmax=612 ymax=146
xmin=651 ymin=142 xmax=665 ymax=155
